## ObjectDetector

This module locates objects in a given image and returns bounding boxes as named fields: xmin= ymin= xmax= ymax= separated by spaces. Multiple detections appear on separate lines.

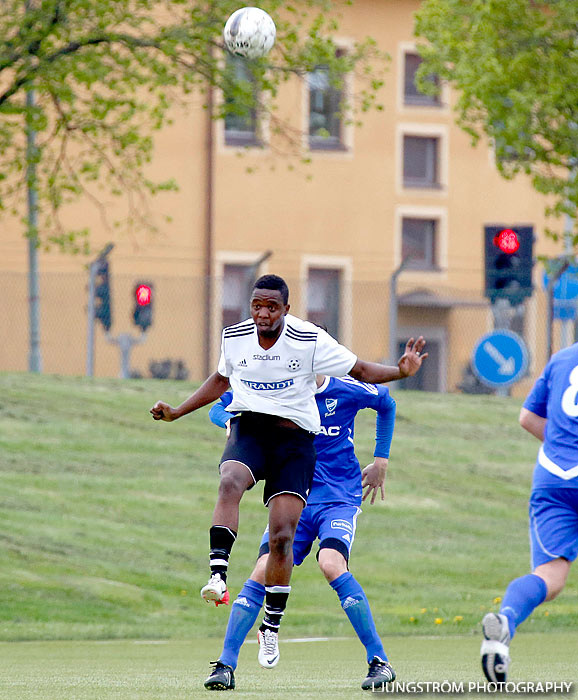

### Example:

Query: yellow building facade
xmin=0 ymin=0 xmax=564 ymax=394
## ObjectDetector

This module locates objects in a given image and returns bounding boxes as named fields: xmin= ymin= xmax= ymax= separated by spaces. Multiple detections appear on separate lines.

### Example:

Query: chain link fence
xmin=1 ymin=270 xmax=574 ymax=397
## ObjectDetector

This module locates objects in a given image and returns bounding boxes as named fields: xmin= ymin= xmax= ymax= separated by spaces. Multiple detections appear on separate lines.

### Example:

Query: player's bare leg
xmin=265 ymin=493 xmax=302 ymax=584
xmin=481 ymin=559 xmax=568 ymax=682
xmin=318 ymin=548 xmax=348 ymax=582
xmin=257 ymin=493 xmax=303 ymax=668
xmin=212 ymin=460 xmax=255 ymax=530
xmin=534 ymin=558 xmax=571 ymax=601
xmin=202 ymin=461 xmax=254 ymax=606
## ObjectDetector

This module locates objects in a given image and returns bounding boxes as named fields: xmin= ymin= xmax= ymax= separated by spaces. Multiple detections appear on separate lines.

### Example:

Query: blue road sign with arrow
xmin=472 ymin=330 xmax=529 ymax=388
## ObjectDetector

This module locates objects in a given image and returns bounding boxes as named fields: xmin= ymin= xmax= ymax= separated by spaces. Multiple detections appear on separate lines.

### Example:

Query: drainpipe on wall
xmin=26 ymin=86 xmax=42 ymax=373
xmin=203 ymin=60 xmax=214 ymax=379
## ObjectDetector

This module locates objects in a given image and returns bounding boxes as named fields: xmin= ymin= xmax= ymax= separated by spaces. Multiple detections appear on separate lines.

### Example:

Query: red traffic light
xmin=135 ymin=284 xmax=152 ymax=306
xmin=493 ymin=228 xmax=520 ymax=254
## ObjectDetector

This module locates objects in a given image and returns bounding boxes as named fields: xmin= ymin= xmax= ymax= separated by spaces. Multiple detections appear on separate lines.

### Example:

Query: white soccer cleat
xmin=201 ymin=573 xmax=229 ymax=606
xmin=481 ymin=612 xmax=511 ymax=682
xmin=257 ymin=627 xmax=280 ymax=669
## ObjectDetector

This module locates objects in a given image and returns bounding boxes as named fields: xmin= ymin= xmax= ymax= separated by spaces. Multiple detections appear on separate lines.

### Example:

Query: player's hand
xmin=150 ymin=401 xmax=177 ymax=421
xmin=398 ymin=336 xmax=428 ymax=378
xmin=361 ymin=457 xmax=388 ymax=505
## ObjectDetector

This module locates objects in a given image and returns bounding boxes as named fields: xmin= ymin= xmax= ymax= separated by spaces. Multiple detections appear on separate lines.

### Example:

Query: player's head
xmin=250 ymin=274 xmax=290 ymax=338
xmin=253 ymin=274 xmax=289 ymax=304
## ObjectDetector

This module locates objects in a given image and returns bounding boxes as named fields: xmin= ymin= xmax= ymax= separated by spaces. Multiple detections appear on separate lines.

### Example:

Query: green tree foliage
xmin=0 ymin=0 xmax=386 ymax=250
xmin=415 ymin=0 xmax=578 ymax=240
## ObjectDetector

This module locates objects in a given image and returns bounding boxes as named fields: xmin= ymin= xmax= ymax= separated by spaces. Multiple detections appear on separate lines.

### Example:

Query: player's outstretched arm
xmin=349 ymin=336 xmax=427 ymax=383
xmin=519 ymin=407 xmax=546 ymax=441
xmin=150 ymin=372 xmax=230 ymax=422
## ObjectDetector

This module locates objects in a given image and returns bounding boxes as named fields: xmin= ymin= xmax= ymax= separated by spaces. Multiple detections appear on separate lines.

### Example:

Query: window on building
xmin=402 ymin=218 xmax=438 ymax=270
xmin=404 ymin=52 xmax=440 ymax=107
xmin=308 ymin=61 xmax=345 ymax=151
xmin=224 ymin=55 xmax=260 ymax=147
xmin=307 ymin=268 xmax=341 ymax=338
xmin=222 ymin=264 xmax=251 ymax=327
xmin=403 ymin=135 xmax=440 ymax=188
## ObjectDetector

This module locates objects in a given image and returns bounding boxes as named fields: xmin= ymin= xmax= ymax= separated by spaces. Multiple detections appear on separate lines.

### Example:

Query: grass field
xmin=0 ymin=371 xmax=577 ymax=652
xmin=1 ymin=635 xmax=577 ymax=699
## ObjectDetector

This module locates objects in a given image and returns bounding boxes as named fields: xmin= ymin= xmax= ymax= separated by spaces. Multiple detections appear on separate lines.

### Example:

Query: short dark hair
xmin=253 ymin=274 xmax=289 ymax=304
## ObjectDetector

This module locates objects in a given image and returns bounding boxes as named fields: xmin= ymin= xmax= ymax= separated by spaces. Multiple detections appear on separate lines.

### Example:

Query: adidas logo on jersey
xmin=233 ymin=596 xmax=251 ymax=608
xmin=342 ymin=596 xmax=360 ymax=610
xmin=237 ymin=359 xmax=247 ymax=367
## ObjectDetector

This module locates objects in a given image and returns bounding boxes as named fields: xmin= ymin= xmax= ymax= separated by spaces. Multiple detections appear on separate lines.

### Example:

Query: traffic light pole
xmin=244 ymin=250 xmax=273 ymax=316
xmin=86 ymin=260 xmax=97 ymax=377
xmin=86 ymin=244 xmax=114 ymax=377
xmin=106 ymin=332 xmax=146 ymax=379
xmin=560 ymin=212 xmax=575 ymax=349
xmin=389 ymin=258 xmax=413 ymax=365
xmin=546 ymin=257 xmax=571 ymax=359
xmin=491 ymin=298 xmax=515 ymax=397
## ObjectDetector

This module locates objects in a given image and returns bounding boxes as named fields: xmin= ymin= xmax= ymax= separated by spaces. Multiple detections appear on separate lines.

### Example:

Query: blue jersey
xmin=523 ymin=343 xmax=578 ymax=490
xmin=209 ymin=377 xmax=396 ymax=507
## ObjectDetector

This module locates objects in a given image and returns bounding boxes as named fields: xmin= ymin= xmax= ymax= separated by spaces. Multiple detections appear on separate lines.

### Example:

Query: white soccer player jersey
xmin=217 ymin=314 xmax=357 ymax=432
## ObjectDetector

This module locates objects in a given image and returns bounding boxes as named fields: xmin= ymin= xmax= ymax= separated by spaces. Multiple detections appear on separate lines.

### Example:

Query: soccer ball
xmin=223 ymin=7 xmax=276 ymax=60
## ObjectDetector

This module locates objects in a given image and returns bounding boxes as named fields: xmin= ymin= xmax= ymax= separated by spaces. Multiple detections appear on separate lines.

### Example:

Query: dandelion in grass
xmin=435 ymin=618 xmax=443 ymax=625
xmin=493 ymin=596 xmax=502 ymax=604
xmin=453 ymin=615 xmax=463 ymax=623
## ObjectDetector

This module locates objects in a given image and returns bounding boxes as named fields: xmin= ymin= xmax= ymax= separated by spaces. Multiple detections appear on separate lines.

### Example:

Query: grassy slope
xmin=0 ymin=372 xmax=576 ymax=641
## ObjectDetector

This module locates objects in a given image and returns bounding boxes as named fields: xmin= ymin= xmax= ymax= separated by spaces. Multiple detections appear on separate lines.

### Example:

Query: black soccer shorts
xmin=219 ymin=411 xmax=316 ymax=506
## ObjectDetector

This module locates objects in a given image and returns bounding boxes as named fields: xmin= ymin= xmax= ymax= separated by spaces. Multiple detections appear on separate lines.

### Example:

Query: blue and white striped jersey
xmin=524 ymin=343 xmax=578 ymax=489
xmin=209 ymin=375 xmax=396 ymax=507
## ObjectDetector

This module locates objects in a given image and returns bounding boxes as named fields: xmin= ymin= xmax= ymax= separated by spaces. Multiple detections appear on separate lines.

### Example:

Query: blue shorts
xmin=529 ymin=488 xmax=578 ymax=569
xmin=258 ymin=503 xmax=362 ymax=564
